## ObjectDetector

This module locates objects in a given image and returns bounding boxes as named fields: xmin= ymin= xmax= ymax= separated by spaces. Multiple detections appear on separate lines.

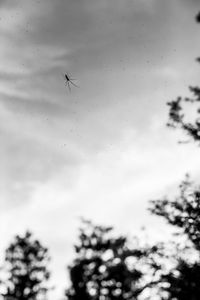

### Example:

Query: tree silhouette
xmin=65 ymin=220 xmax=159 ymax=300
xmin=167 ymin=12 xmax=200 ymax=143
xmin=2 ymin=231 xmax=50 ymax=300
xmin=160 ymin=260 xmax=200 ymax=300
xmin=149 ymin=176 xmax=200 ymax=299
xmin=155 ymin=10 xmax=200 ymax=299
xmin=150 ymin=175 xmax=200 ymax=251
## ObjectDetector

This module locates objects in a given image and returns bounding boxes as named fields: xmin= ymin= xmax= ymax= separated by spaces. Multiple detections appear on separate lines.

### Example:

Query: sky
xmin=1 ymin=0 xmax=200 ymax=298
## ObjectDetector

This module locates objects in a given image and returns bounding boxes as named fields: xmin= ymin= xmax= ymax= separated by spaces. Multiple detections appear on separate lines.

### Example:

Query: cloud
xmin=0 ymin=95 xmax=84 ymax=210
xmin=0 ymin=0 xmax=199 ymax=210
xmin=3 ymin=120 xmax=200 ymax=299
xmin=1 ymin=1 xmax=200 ymax=298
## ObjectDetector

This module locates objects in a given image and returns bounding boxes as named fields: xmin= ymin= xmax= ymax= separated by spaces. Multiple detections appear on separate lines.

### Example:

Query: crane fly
xmin=63 ymin=73 xmax=79 ymax=91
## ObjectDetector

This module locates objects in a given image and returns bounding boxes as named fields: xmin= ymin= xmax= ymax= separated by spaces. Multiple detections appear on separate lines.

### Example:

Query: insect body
xmin=63 ymin=73 xmax=79 ymax=91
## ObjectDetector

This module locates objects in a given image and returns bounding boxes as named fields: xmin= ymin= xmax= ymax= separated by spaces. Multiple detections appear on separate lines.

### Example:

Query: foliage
xmin=65 ymin=220 xmax=159 ymax=300
xmin=160 ymin=260 xmax=200 ymax=300
xmin=3 ymin=231 xmax=50 ymax=300
xmin=167 ymin=12 xmax=200 ymax=143
xmin=149 ymin=175 xmax=200 ymax=299
xmin=149 ymin=175 xmax=200 ymax=251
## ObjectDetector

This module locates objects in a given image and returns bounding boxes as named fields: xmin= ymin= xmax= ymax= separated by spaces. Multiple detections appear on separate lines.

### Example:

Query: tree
xmin=160 ymin=260 xmax=200 ymax=300
xmin=150 ymin=175 xmax=200 ymax=251
xmin=153 ymin=13 xmax=200 ymax=298
xmin=149 ymin=176 xmax=200 ymax=300
xmin=167 ymin=12 xmax=200 ymax=143
xmin=3 ymin=231 xmax=50 ymax=300
xmin=65 ymin=220 xmax=158 ymax=300
xmin=158 ymin=9 xmax=200 ymax=299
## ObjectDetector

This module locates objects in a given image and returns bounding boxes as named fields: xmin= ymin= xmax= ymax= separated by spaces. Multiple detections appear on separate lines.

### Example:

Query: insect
xmin=63 ymin=73 xmax=79 ymax=91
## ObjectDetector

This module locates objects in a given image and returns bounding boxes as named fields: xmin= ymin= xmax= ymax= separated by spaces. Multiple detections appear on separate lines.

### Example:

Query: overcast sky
xmin=1 ymin=0 xmax=200 ymax=298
